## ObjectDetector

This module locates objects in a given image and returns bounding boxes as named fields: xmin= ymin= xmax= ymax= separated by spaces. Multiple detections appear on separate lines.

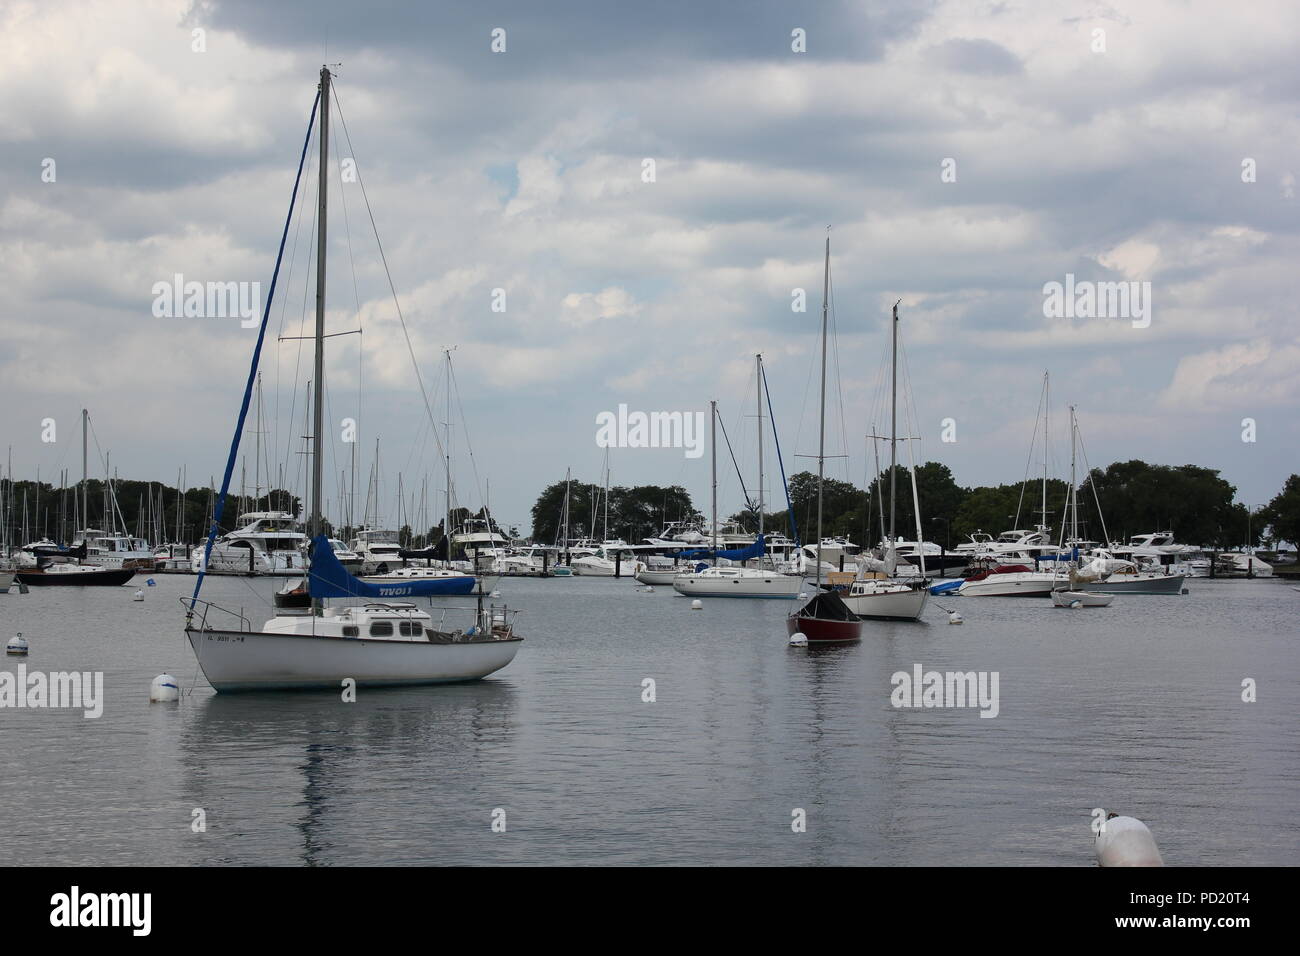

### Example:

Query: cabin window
xmin=369 ymin=621 xmax=394 ymax=637
xmin=399 ymin=621 xmax=419 ymax=636
xmin=342 ymin=626 xmax=359 ymax=637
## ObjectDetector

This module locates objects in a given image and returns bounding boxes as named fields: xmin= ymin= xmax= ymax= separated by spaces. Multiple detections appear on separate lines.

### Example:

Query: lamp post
xmin=931 ymin=516 xmax=951 ymax=553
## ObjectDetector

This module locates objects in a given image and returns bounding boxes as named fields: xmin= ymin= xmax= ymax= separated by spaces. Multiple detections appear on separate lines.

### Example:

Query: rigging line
xmin=272 ymin=134 xmax=313 ymax=492
xmin=1075 ymin=418 xmax=1110 ymax=546
xmin=331 ymin=86 xmax=447 ymax=465
xmin=826 ymin=259 xmax=852 ymax=486
xmin=189 ymin=89 xmax=320 ymax=612
xmin=762 ymin=362 xmax=799 ymax=546
xmin=715 ymin=412 xmax=756 ymax=515
xmin=449 ymin=356 xmax=490 ymax=518
xmin=1015 ymin=373 xmax=1047 ymax=529
xmin=280 ymin=163 xmax=318 ymax=496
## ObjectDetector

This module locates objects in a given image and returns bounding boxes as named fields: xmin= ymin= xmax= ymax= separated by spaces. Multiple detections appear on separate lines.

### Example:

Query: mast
xmin=816 ymin=232 xmax=829 ymax=588
xmin=889 ymin=300 xmax=899 ymax=544
xmin=310 ymin=64 xmax=329 ymax=551
xmin=710 ymin=400 xmax=718 ymax=550
xmin=81 ymin=408 xmax=88 ymax=534
xmin=1069 ymin=405 xmax=1078 ymax=542
xmin=756 ymin=353 xmax=764 ymax=539
xmin=444 ymin=348 xmax=452 ymax=552
xmin=1042 ymin=371 xmax=1049 ymax=533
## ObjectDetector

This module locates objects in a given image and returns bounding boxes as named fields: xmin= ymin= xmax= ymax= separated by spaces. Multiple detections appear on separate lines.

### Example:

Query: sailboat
xmin=785 ymin=233 xmax=863 ymax=642
xmin=183 ymin=67 xmax=521 ymax=691
xmin=673 ymin=359 xmax=805 ymax=598
xmin=842 ymin=303 xmax=929 ymax=620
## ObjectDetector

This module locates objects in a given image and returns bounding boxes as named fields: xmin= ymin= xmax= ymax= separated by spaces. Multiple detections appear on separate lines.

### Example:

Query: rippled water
xmin=1 ymin=573 xmax=1296 ymax=865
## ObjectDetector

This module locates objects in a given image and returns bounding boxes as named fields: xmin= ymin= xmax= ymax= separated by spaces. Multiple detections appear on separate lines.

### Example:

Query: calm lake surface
xmin=1 ymin=573 xmax=1296 ymax=866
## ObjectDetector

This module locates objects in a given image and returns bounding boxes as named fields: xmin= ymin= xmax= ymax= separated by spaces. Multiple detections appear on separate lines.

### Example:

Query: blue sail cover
xmin=680 ymin=533 xmax=767 ymax=562
xmin=307 ymin=535 xmax=475 ymax=598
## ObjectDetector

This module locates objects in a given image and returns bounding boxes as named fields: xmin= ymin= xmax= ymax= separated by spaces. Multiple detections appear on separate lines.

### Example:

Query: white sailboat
xmin=184 ymin=67 xmax=521 ymax=691
xmin=673 ymin=372 xmax=804 ymax=599
xmin=843 ymin=303 xmax=928 ymax=620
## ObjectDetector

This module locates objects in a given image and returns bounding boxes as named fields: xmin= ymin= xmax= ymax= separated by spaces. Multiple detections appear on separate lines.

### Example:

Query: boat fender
xmin=1095 ymin=813 xmax=1163 ymax=866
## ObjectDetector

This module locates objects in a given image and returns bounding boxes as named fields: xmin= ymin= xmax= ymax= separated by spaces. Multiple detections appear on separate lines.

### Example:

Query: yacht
xmin=671 ymin=564 xmax=804 ymax=598
xmin=958 ymin=563 xmax=1064 ymax=597
xmin=452 ymin=517 xmax=510 ymax=570
xmin=1211 ymin=551 xmax=1273 ymax=578
xmin=78 ymin=529 xmax=156 ymax=571
xmin=191 ymin=511 xmax=307 ymax=575
xmin=571 ymin=546 xmax=637 ymax=576
xmin=348 ymin=527 xmax=404 ymax=574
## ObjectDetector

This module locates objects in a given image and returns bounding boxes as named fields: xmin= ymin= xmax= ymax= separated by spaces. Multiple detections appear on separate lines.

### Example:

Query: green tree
xmin=1260 ymin=474 xmax=1300 ymax=549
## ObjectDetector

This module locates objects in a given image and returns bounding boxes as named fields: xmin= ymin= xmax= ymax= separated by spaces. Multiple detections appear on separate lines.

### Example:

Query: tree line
xmin=528 ymin=462 xmax=1299 ymax=551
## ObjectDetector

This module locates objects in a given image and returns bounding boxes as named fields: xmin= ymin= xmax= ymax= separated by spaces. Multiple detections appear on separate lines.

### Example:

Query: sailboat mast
xmin=710 ymin=400 xmax=718 ymax=549
xmin=444 ymin=349 xmax=452 ymax=552
xmin=310 ymin=64 xmax=329 ymax=543
xmin=1042 ymin=371 xmax=1049 ymax=532
xmin=816 ymin=233 xmax=829 ymax=588
xmin=81 ymin=408 xmax=88 ymax=533
xmin=889 ymin=301 xmax=899 ymax=544
xmin=756 ymin=353 xmax=764 ymax=539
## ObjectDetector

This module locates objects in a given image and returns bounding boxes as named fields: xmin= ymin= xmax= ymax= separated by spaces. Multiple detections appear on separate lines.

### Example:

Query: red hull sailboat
xmin=787 ymin=589 xmax=863 ymax=643
xmin=785 ymin=231 xmax=862 ymax=643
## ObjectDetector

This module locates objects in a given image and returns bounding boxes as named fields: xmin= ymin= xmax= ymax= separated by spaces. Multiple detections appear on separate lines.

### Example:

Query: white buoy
xmin=1095 ymin=814 xmax=1163 ymax=867
xmin=690 ymin=599 xmax=703 ymax=610
xmin=6 ymin=632 xmax=28 ymax=656
xmin=948 ymin=611 xmax=963 ymax=625
xmin=149 ymin=674 xmax=180 ymax=703
xmin=133 ymin=589 xmax=145 ymax=601
xmin=798 ymin=591 xmax=808 ymax=600
xmin=788 ymin=631 xmax=808 ymax=647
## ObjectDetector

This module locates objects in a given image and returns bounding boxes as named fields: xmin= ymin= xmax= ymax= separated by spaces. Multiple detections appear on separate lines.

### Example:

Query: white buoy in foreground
xmin=948 ymin=611 xmax=963 ymax=625
xmin=788 ymin=631 xmax=808 ymax=647
xmin=1095 ymin=813 xmax=1163 ymax=866
xmin=149 ymin=674 xmax=180 ymax=703
xmin=133 ymin=589 xmax=145 ymax=601
xmin=7 ymin=632 xmax=29 ymax=656
xmin=690 ymin=599 xmax=703 ymax=610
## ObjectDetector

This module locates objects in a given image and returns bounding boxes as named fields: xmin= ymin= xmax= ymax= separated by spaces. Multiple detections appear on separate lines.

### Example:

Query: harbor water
xmin=1 ymin=574 xmax=1296 ymax=865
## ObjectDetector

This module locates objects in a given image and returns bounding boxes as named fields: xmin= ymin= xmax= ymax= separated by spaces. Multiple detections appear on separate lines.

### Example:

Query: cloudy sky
xmin=1 ymin=0 xmax=1296 ymax=538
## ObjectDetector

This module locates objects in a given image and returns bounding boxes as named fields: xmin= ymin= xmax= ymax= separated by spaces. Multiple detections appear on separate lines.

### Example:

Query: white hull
xmin=1051 ymin=589 xmax=1114 ymax=607
xmin=958 ymin=572 xmax=1062 ymax=597
xmin=185 ymin=627 xmax=521 ymax=692
xmin=634 ymin=568 xmax=681 ymax=585
xmin=840 ymin=585 xmax=928 ymax=619
xmin=672 ymin=571 xmax=805 ymax=598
